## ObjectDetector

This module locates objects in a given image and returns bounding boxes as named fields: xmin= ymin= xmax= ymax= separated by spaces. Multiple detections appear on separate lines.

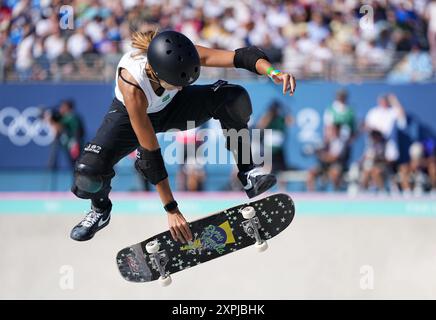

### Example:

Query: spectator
xmin=364 ymin=94 xmax=407 ymax=164
xmin=398 ymin=142 xmax=428 ymax=195
xmin=256 ymin=100 xmax=292 ymax=174
xmin=259 ymin=34 xmax=283 ymax=64
xmin=307 ymin=11 xmax=329 ymax=44
xmin=324 ymin=89 xmax=355 ymax=169
xmin=306 ymin=124 xmax=348 ymax=191
xmin=427 ymin=0 xmax=436 ymax=69
xmin=0 ymin=1 xmax=12 ymax=26
xmin=296 ymin=31 xmax=316 ymax=56
xmin=35 ymin=11 xmax=57 ymax=38
xmin=0 ymin=30 xmax=6 ymax=81
xmin=182 ymin=160 xmax=206 ymax=192
xmin=176 ymin=125 xmax=207 ymax=192
xmin=67 ymin=26 xmax=89 ymax=58
xmin=360 ymin=130 xmax=388 ymax=192
xmin=356 ymin=39 xmax=389 ymax=70
xmin=423 ymin=138 xmax=436 ymax=194
xmin=53 ymin=42 xmax=76 ymax=81
xmin=388 ymin=43 xmax=433 ymax=82
xmin=15 ymin=27 xmax=34 ymax=80
xmin=84 ymin=17 xmax=105 ymax=45
xmin=309 ymin=38 xmax=333 ymax=76
xmin=399 ymin=139 xmax=436 ymax=195
xmin=44 ymin=27 xmax=65 ymax=61
xmin=59 ymin=99 xmax=85 ymax=166
xmin=324 ymin=89 xmax=355 ymax=143
xmin=32 ymin=36 xmax=50 ymax=80
xmin=45 ymin=100 xmax=85 ymax=169
xmin=282 ymin=37 xmax=305 ymax=75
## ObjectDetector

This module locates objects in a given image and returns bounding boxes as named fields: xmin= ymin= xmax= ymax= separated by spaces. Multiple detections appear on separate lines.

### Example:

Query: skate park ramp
xmin=1 ymin=192 xmax=435 ymax=299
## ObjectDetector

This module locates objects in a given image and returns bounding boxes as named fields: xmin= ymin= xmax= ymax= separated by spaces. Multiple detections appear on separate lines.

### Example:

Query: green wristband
xmin=266 ymin=67 xmax=274 ymax=75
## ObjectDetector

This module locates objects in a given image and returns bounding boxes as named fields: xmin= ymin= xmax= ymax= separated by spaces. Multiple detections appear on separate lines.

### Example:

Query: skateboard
xmin=116 ymin=193 xmax=295 ymax=285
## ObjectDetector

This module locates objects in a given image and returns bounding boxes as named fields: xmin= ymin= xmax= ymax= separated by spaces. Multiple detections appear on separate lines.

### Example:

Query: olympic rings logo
xmin=0 ymin=106 xmax=55 ymax=146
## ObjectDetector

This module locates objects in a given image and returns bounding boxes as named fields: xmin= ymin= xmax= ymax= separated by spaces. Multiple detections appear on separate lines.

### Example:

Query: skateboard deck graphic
xmin=116 ymin=193 xmax=295 ymax=283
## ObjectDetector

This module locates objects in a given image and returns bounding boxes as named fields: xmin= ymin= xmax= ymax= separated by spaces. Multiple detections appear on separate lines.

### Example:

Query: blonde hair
xmin=131 ymin=28 xmax=160 ymax=81
xmin=131 ymin=29 xmax=158 ymax=53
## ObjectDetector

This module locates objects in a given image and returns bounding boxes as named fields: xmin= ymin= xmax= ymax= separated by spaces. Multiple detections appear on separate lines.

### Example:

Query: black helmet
xmin=147 ymin=31 xmax=200 ymax=87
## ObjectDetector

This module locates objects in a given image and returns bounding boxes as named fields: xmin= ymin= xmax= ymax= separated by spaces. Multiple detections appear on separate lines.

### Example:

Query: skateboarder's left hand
xmin=168 ymin=210 xmax=193 ymax=243
xmin=267 ymin=69 xmax=296 ymax=96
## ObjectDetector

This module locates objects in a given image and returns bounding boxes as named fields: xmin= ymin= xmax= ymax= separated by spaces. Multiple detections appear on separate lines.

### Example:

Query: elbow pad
xmin=233 ymin=46 xmax=270 ymax=75
xmin=134 ymin=147 xmax=168 ymax=185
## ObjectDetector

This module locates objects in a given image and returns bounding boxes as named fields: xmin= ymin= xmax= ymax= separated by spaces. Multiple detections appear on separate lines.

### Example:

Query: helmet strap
xmin=145 ymin=63 xmax=162 ymax=86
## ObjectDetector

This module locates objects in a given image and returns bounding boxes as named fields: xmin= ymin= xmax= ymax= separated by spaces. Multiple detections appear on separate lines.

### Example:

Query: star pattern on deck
xmin=117 ymin=194 xmax=294 ymax=282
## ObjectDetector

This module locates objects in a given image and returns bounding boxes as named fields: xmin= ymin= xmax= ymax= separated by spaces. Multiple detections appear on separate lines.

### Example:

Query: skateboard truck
xmin=240 ymin=206 xmax=269 ymax=252
xmin=145 ymin=240 xmax=172 ymax=286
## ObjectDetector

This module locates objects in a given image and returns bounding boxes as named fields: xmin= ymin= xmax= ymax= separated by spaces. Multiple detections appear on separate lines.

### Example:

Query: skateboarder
xmin=70 ymin=30 xmax=296 ymax=244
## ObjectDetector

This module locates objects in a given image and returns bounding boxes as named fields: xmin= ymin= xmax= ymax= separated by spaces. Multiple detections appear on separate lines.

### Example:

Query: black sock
xmin=238 ymin=162 xmax=255 ymax=174
xmin=231 ymin=137 xmax=255 ymax=173
xmin=92 ymin=197 xmax=111 ymax=212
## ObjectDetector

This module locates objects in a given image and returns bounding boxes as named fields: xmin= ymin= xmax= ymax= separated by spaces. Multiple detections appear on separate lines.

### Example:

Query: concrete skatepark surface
xmin=1 ymin=207 xmax=435 ymax=299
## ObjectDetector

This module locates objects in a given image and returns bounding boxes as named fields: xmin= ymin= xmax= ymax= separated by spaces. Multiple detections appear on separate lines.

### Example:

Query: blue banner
xmin=1 ymin=81 xmax=435 ymax=170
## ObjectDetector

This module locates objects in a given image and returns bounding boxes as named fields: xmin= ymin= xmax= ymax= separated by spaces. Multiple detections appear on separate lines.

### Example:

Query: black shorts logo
xmin=84 ymin=143 xmax=102 ymax=154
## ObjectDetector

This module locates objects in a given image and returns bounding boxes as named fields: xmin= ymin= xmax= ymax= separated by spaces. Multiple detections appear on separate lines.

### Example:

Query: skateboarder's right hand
xmin=168 ymin=210 xmax=193 ymax=243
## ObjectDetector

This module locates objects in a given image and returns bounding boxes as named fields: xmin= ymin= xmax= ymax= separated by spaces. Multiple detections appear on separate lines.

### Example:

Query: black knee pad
xmin=216 ymin=85 xmax=253 ymax=127
xmin=71 ymin=152 xmax=114 ymax=199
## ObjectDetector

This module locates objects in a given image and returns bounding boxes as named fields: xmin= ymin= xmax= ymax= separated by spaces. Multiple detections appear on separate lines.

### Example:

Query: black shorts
xmin=87 ymin=81 xmax=240 ymax=169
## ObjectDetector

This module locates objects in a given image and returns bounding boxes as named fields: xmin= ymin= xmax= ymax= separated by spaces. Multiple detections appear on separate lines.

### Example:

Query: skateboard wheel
xmin=255 ymin=240 xmax=268 ymax=252
xmin=146 ymin=240 xmax=160 ymax=254
xmin=159 ymin=275 xmax=172 ymax=286
xmin=241 ymin=206 xmax=256 ymax=219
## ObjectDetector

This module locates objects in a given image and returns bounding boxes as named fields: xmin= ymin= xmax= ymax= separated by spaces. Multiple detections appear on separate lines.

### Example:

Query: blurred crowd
xmin=297 ymin=90 xmax=436 ymax=195
xmin=1 ymin=0 xmax=436 ymax=81
xmin=38 ymin=92 xmax=436 ymax=195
